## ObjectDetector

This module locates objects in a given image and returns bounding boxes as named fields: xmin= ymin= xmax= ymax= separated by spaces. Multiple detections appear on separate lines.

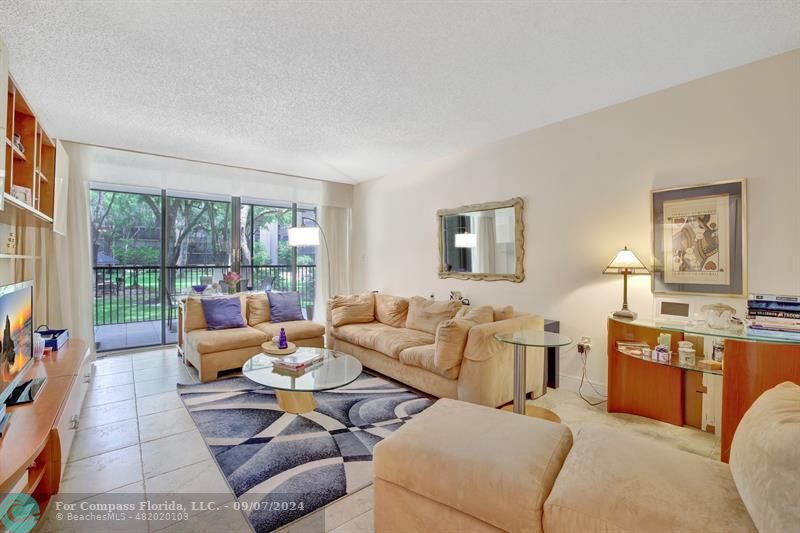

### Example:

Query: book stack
xmin=747 ymin=294 xmax=800 ymax=339
xmin=272 ymin=352 xmax=324 ymax=375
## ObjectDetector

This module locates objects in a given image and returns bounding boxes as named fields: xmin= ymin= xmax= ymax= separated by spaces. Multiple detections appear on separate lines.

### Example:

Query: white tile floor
xmin=44 ymin=347 xmax=719 ymax=533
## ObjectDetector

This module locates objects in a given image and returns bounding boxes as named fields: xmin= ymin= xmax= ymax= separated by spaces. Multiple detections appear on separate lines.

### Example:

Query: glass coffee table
xmin=496 ymin=331 xmax=573 ymax=422
xmin=242 ymin=348 xmax=363 ymax=414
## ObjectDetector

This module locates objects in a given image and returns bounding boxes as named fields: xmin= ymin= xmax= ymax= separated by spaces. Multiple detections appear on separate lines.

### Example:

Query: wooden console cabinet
xmin=0 ymin=340 xmax=93 ymax=515
xmin=608 ymin=317 xmax=800 ymax=462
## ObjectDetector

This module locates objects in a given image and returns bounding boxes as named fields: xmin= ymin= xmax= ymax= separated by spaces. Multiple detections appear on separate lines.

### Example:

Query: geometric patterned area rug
xmin=177 ymin=372 xmax=432 ymax=532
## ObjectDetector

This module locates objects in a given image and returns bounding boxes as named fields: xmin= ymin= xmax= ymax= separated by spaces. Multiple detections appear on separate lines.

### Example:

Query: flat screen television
xmin=0 ymin=281 xmax=33 ymax=406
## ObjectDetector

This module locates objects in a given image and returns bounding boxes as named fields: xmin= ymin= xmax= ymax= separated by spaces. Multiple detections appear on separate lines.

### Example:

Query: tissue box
xmin=36 ymin=328 xmax=69 ymax=351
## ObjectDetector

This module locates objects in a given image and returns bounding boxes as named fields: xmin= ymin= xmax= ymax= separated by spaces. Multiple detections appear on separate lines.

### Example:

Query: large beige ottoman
xmin=542 ymin=425 xmax=757 ymax=533
xmin=373 ymin=398 xmax=573 ymax=533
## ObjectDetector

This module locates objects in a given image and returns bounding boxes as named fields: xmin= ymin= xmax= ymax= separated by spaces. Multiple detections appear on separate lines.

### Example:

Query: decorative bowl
xmin=262 ymin=341 xmax=297 ymax=356
xmin=192 ymin=284 xmax=208 ymax=294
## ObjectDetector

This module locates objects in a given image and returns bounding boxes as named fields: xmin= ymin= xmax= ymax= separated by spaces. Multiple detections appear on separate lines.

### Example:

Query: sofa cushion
xmin=184 ymin=295 xmax=247 ymax=332
xmin=406 ymin=297 xmax=462 ymax=335
xmin=330 ymin=293 xmax=375 ymax=327
xmin=730 ymin=381 xmax=800 ymax=533
xmin=434 ymin=319 xmax=473 ymax=370
xmin=399 ymin=344 xmax=459 ymax=380
xmin=332 ymin=321 xmax=395 ymax=346
xmin=543 ymin=424 xmax=757 ymax=533
xmin=493 ymin=305 xmax=515 ymax=321
xmin=186 ymin=326 xmax=267 ymax=355
xmin=454 ymin=305 xmax=494 ymax=324
xmin=201 ymin=297 xmax=247 ymax=330
xmin=375 ymin=294 xmax=409 ymax=328
xmin=375 ymin=399 xmax=572 ymax=533
xmin=268 ymin=291 xmax=305 ymax=322
xmin=246 ymin=293 xmax=270 ymax=325
xmin=253 ymin=320 xmax=325 ymax=342
xmin=332 ymin=321 xmax=433 ymax=359
xmin=372 ymin=328 xmax=435 ymax=359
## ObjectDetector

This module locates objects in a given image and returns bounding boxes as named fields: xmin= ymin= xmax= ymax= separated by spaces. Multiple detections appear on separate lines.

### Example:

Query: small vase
xmin=227 ymin=285 xmax=236 ymax=295
xmin=278 ymin=328 xmax=288 ymax=350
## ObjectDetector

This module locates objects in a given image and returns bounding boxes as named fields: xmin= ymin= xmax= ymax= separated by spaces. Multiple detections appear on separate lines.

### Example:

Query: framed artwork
xmin=651 ymin=179 xmax=746 ymax=296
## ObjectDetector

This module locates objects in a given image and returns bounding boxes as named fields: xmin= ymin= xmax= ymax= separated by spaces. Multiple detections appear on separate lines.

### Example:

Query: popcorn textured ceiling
xmin=0 ymin=1 xmax=798 ymax=183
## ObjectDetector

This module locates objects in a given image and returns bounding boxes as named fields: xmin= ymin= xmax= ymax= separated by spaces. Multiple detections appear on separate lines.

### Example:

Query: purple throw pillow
xmin=269 ymin=292 xmax=305 ymax=323
xmin=201 ymin=297 xmax=246 ymax=330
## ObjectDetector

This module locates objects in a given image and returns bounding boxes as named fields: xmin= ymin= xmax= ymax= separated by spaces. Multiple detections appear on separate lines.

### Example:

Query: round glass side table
xmin=495 ymin=331 xmax=573 ymax=422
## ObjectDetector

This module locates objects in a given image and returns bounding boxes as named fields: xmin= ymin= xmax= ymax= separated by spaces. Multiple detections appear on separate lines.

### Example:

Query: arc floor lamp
xmin=288 ymin=217 xmax=333 ymax=298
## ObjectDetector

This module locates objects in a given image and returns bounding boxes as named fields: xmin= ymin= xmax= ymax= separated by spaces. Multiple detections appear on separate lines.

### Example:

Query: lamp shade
xmin=288 ymin=227 xmax=320 ymax=247
xmin=455 ymin=233 xmax=477 ymax=248
xmin=603 ymin=246 xmax=649 ymax=274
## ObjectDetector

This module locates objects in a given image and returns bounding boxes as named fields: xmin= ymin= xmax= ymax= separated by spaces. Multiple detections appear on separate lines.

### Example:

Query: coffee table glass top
xmin=495 ymin=331 xmax=573 ymax=347
xmin=242 ymin=347 xmax=363 ymax=392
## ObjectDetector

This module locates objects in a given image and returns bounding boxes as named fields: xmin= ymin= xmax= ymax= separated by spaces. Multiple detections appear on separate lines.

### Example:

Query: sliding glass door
xmin=90 ymin=188 xmax=316 ymax=351
xmin=164 ymin=194 xmax=232 ymax=344
xmin=239 ymin=202 xmax=317 ymax=318
xmin=90 ymin=188 xmax=163 ymax=351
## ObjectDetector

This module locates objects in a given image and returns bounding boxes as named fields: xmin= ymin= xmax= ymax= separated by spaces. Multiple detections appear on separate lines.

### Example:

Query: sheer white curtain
xmin=471 ymin=214 xmax=496 ymax=273
xmin=46 ymin=179 xmax=95 ymax=347
xmin=313 ymin=205 xmax=351 ymax=323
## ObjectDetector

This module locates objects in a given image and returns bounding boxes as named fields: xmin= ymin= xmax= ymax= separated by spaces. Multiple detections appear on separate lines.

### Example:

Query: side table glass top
xmin=495 ymin=331 xmax=573 ymax=347
xmin=243 ymin=348 xmax=363 ymax=392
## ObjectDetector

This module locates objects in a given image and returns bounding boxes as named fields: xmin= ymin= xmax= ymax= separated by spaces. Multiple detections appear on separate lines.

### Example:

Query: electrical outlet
xmin=577 ymin=336 xmax=592 ymax=354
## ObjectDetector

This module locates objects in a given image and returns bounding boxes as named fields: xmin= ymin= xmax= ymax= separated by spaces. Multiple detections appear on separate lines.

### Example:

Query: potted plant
xmin=223 ymin=271 xmax=241 ymax=294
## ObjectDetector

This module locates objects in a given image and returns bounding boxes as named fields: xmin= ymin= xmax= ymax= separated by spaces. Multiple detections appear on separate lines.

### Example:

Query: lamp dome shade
xmin=288 ymin=227 xmax=320 ymax=247
xmin=603 ymin=247 xmax=649 ymax=274
xmin=455 ymin=233 xmax=477 ymax=248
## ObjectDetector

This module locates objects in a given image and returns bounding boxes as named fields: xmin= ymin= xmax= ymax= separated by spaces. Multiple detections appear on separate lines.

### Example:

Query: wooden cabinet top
xmin=0 ymin=339 xmax=90 ymax=492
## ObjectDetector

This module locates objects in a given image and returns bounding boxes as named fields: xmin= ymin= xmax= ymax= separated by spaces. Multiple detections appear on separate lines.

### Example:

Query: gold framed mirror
xmin=437 ymin=197 xmax=524 ymax=282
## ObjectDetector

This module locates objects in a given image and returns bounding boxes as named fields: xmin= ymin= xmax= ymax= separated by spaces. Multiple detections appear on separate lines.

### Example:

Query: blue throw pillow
xmin=201 ymin=297 xmax=246 ymax=330
xmin=269 ymin=292 xmax=305 ymax=323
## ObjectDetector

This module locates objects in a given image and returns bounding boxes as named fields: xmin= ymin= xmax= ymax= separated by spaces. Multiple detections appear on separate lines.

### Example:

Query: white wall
xmin=352 ymin=50 xmax=800 ymax=392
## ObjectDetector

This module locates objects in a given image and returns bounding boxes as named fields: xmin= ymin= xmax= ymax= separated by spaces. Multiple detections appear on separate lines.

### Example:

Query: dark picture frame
xmin=651 ymin=179 xmax=747 ymax=296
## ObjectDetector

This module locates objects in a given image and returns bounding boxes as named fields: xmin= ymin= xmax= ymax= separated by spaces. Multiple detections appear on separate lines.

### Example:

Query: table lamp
xmin=603 ymin=246 xmax=649 ymax=319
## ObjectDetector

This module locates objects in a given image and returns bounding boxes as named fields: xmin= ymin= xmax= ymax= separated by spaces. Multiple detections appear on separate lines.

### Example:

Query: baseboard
xmin=557 ymin=373 xmax=608 ymax=398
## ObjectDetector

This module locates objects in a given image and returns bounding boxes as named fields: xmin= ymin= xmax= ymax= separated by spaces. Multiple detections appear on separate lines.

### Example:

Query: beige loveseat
xmin=374 ymin=382 xmax=800 ymax=533
xmin=183 ymin=293 xmax=324 ymax=382
xmin=327 ymin=293 xmax=544 ymax=407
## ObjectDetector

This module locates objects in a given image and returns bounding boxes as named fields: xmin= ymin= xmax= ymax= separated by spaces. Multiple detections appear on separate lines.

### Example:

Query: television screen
xmin=0 ymin=281 xmax=33 ymax=405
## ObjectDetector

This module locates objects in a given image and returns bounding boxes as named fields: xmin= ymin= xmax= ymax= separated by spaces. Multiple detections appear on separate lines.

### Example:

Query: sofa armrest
xmin=464 ymin=314 xmax=544 ymax=362
xmin=458 ymin=314 xmax=545 ymax=407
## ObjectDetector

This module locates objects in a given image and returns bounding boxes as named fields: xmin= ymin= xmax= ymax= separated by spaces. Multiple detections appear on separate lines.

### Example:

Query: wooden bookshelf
xmin=3 ymin=75 xmax=57 ymax=221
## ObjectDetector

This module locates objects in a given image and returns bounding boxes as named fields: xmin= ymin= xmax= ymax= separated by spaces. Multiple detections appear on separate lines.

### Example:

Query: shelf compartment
xmin=5 ymin=137 xmax=25 ymax=161
xmin=0 ymin=192 xmax=53 ymax=227
xmin=4 ymin=75 xmax=58 ymax=224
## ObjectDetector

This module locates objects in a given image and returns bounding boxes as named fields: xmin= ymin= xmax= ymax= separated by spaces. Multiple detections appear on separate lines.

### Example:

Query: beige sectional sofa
xmin=183 ymin=293 xmax=325 ymax=382
xmin=327 ymin=293 xmax=544 ymax=407
xmin=374 ymin=382 xmax=800 ymax=533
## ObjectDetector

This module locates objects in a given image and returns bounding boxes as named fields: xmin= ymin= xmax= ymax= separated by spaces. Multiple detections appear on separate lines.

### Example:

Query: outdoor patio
xmin=95 ymin=321 xmax=178 ymax=352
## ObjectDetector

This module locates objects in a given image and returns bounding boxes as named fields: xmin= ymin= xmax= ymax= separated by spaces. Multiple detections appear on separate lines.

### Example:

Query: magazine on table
xmin=272 ymin=360 xmax=324 ymax=377
xmin=272 ymin=352 xmax=324 ymax=371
